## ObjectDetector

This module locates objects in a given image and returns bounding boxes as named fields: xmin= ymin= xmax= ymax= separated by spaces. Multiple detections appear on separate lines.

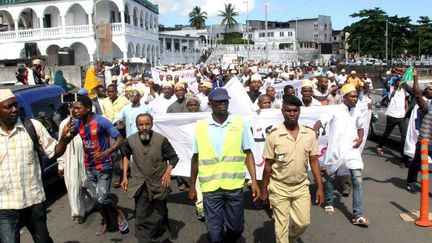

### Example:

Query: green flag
xmin=400 ymin=66 xmax=413 ymax=85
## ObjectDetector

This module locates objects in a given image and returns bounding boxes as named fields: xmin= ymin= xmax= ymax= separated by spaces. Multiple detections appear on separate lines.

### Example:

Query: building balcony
xmin=0 ymin=23 xmax=158 ymax=43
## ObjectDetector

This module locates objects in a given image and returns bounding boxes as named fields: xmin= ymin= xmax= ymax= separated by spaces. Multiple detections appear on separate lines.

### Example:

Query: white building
xmin=0 ymin=0 xmax=160 ymax=66
xmin=158 ymin=33 xmax=200 ymax=65
xmin=247 ymin=28 xmax=296 ymax=50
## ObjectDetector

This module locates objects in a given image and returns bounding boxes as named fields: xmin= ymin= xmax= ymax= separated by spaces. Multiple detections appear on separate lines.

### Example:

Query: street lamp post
xmin=385 ymin=20 xmax=388 ymax=62
xmin=243 ymin=0 xmax=249 ymax=60
xmin=265 ymin=0 xmax=268 ymax=61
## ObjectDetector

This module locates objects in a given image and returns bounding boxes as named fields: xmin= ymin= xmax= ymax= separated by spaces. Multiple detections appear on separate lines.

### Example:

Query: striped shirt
xmin=75 ymin=114 xmax=120 ymax=170
xmin=0 ymin=119 xmax=57 ymax=209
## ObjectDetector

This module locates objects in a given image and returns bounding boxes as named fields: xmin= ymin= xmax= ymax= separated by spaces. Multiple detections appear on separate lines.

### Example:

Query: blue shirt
xmin=113 ymin=104 xmax=153 ymax=138
xmin=193 ymin=114 xmax=254 ymax=159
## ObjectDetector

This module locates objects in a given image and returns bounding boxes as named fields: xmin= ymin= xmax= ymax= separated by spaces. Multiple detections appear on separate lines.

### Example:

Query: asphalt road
xmin=21 ymin=140 xmax=432 ymax=243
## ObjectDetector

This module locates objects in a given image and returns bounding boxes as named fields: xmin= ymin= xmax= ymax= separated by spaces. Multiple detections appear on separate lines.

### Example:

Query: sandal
xmin=96 ymin=224 xmax=107 ymax=236
xmin=352 ymin=216 xmax=369 ymax=226
xmin=376 ymin=147 xmax=384 ymax=156
xmin=324 ymin=206 xmax=334 ymax=215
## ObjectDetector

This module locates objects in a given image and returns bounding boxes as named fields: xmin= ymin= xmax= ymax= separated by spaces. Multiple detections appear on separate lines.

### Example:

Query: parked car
xmin=0 ymin=85 xmax=66 ymax=187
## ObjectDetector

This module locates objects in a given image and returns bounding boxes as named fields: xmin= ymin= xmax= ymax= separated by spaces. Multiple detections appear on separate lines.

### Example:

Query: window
xmin=280 ymin=32 xmax=284 ymax=37
xmin=313 ymin=23 xmax=318 ymax=28
xmin=325 ymin=33 xmax=327 ymax=40
xmin=259 ymin=32 xmax=265 ymax=38
xmin=267 ymin=32 xmax=274 ymax=37
xmin=288 ymin=32 xmax=292 ymax=37
xmin=248 ymin=34 xmax=252 ymax=39
xmin=43 ymin=14 xmax=51 ymax=28
xmin=30 ymin=97 xmax=63 ymax=137
xmin=314 ymin=33 xmax=319 ymax=38
xmin=110 ymin=11 xmax=116 ymax=23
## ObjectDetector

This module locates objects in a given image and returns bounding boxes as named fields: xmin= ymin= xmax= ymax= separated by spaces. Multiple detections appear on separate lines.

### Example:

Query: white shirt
xmin=196 ymin=92 xmax=210 ymax=112
xmin=151 ymin=95 xmax=177 ymax=114
xmin=320 ymin=104 xmax=364 ymax=174
xmin=363 ymin=78 xmax=373 ymax=89
xmin=385 ymin=87 xmax=407 ymax=118
xmin=337 ymin=74 xmax=348 ymax=84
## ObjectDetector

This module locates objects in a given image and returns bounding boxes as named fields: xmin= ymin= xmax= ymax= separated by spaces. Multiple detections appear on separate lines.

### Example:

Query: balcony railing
xmin=0 ymin=23 xmax=159 ymax=42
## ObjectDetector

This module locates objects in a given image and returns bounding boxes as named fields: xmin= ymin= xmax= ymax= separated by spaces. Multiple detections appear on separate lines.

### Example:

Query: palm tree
xmin=218 ymin=3 xmax=239 ymax=34
xmin=189 ymin=6 xmax=207 ymax=29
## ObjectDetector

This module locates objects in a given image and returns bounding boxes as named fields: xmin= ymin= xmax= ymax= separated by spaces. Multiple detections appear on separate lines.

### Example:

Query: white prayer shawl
xmin=58 ymin=118 xmax=93 ymax=218
xmin=320 ymin=104 xmax=365 ymax=175
xmin=404 ymin=101 xmax=432 ymax=163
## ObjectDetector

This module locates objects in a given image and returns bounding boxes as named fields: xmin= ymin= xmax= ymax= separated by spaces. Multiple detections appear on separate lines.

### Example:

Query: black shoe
xmin=406 ymin=183 xmax=417 ymax=193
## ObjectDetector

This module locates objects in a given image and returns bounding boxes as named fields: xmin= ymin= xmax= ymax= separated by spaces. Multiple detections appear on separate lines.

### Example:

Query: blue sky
xmin=154 ymin=0 xmax=431 ymax=30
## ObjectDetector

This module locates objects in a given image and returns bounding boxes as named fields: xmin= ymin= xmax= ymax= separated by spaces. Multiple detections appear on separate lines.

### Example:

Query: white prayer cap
xmin=251 ymin=73 xmax=262 ymax=82
xmin=162 ymin=81 xmax=173 ymax=88
xmin=0 ymin=89 xmax=15 ymax=103
xmin=32 ymin=59 xmax=42 ymax=65
xmin=327 ymin=71 xmax=334 ymax=78
xmin=212 ymin=69 xmax=220 ymax=75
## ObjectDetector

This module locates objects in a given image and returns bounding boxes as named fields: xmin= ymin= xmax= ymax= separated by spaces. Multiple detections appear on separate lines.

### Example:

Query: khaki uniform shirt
xmin=263 ymin=124 xmax=318 ymax=185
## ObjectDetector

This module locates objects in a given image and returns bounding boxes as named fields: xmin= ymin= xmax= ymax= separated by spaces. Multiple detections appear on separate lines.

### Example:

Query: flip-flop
xmin=352 ymin=216 xmax=369 ymax=226
xmin=95 ymin=224 xmax=107 ymax=236
xmin=376 ymin=147 xmax=384 ymax=156
xmin=324 ymin=206 xmax=334 ymax=215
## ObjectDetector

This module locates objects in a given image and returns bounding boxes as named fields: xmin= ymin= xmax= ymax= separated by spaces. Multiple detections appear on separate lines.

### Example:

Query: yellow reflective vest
xmin=195 ymin=115 xmax=246 ymax=193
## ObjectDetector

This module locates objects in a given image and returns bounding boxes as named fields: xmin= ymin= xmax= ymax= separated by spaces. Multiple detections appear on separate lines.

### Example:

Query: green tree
xmin=189 ymin=6 xmax=207 ymax=29
xmin=345 ymin=8 xmax=411 ymax=59
xmin=218 ymin=3 xmax=239 ymax=35
xmin=408 ymin=16 xmax=432 ymax=56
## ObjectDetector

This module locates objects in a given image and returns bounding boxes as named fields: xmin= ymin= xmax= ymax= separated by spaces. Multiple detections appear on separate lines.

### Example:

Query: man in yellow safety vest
xmin=189 ymin=88 xmax=260 ymax=243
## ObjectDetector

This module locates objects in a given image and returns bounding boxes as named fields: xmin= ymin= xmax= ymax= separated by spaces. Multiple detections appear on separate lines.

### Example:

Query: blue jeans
xmin=0 ymin=202 xmax=53 ymax=243
xmin=203 ymin=188 xmax=244 ymax=243
xmin=86 ymin=169 xmax=113 ymax=205
xmin=324 ymin=169 xmax=363 ymax=217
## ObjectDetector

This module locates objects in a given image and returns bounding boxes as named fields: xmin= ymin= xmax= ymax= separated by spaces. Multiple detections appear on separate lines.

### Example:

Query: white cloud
xmin=154 ymin=0 xmax=256 ymax=17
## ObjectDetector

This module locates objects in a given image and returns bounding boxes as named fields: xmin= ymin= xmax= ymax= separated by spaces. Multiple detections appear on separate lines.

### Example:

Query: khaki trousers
xmin=269 ymin=179 xmax=311 ymax=243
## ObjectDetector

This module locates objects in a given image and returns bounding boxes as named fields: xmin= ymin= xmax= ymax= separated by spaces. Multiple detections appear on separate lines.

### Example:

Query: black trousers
xmin=407 ymin=143 xmax=432 ymax=184
xmin=378 ymin=116 xmax=408 ymax=157
xmin=134 ymin=186 xmax=171 ymax=243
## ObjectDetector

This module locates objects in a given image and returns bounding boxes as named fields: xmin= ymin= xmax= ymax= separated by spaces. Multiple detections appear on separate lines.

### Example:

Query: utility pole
xmin=418 ymin=37 xmax=421 ymax=58
xmin=265 ymin=0 xmax=268 ymax=61
xmin=385 ymin=19 xmax=388 ymax=62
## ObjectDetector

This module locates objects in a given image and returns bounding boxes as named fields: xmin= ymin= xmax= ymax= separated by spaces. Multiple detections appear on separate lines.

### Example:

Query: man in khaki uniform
xmin=260 ymin=95 xmax=324 ymax=243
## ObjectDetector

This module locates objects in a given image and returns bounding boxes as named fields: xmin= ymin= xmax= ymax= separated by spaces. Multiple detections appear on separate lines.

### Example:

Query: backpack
xmin=21 ymin=117 xmax=44 ymax=175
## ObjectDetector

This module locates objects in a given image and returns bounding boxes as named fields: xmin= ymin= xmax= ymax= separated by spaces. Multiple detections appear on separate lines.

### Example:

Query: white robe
xmin=58 ymin=118 xmax=94 ymax=218
xmin=320 ymin=104 xmax=364 ymax=175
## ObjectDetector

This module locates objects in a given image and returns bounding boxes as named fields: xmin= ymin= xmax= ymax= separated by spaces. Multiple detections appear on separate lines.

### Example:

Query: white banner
xmin=151 ymin=68 xmax=196 ymax=84
xmin=152 ymin=79 xmax=371 ymax=179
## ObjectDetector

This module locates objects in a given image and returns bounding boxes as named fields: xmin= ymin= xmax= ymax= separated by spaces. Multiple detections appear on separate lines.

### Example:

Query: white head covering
xmin=0 ymin=89 xmax=15 ymax=103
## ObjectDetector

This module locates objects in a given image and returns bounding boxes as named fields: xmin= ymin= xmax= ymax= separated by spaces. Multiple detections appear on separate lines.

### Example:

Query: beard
xmin=139 ymin=132 xmax=152 ymax=145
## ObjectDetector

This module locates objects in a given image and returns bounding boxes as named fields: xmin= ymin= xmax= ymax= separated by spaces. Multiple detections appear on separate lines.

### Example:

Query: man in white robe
xmin=313 ymin=83 xmax=369 ymax=226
